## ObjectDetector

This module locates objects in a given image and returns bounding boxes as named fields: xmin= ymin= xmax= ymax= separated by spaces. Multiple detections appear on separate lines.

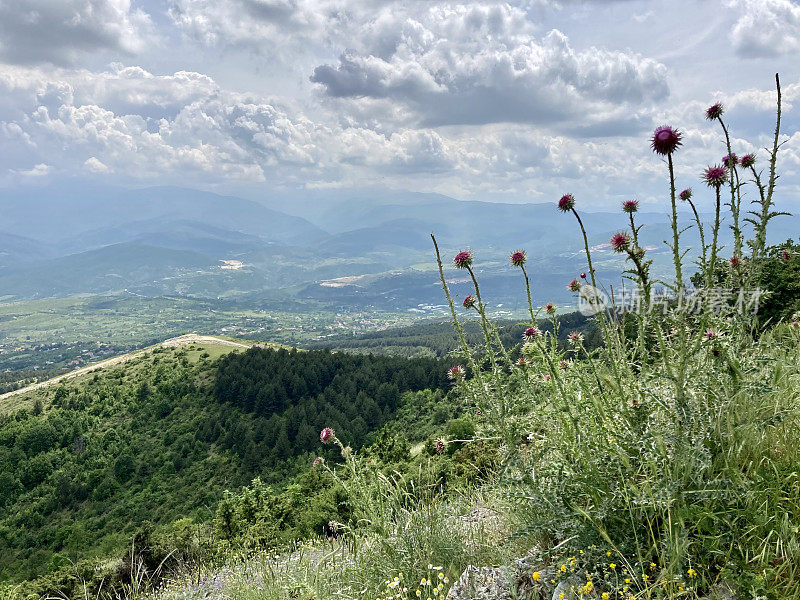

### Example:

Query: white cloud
xmin=0 ymin=63 xmax=219 ymax=120
xmin=0 ymin=0 xmax=155 ymax=66
xmin=12 ymin=162 xmax=52 ymax=177
xmin=728 ymin=0 xmax=800 ymax=58
xmin=310 ymin=4 xmax=669 ymax=128
xmin=84 ymin=156 xmax=110 ymax=173
xmin=1 ymin=1 xmax=799 ymax=206
xmin=168 ymin=0 xmax=332 ymax=51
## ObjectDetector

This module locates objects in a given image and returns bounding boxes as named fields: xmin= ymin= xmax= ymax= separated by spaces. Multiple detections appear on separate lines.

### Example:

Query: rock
xmin=702 ymin=581 xmax=737 ymax=600
xmin=447 ymin=566 xmax=511 ymax=600
xmin=550 ymin=575 xmax=582 ymax=600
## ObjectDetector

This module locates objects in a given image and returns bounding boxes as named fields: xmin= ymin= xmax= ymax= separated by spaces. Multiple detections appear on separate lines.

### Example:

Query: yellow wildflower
xmin=609 ymin=563 xmax=616 ymax=570
xmin=687 ymin=568 xmax=698 ymax=578
xmin=532 ymin=572 xmax=541 ymax=582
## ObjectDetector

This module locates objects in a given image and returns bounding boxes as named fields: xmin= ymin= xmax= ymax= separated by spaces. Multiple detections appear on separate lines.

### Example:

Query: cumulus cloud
xmin=12 ymin=163 xmax=52 ymax=177
xmin=84 ymin=156 xmax=110 ymax=173
xmin=2 ymin=58 xmax=792 ymax=203
xmin=168 ymin=0 xmax=333 ymax=51
xmin=1 ymin=1 xmax=798 ymax=204
xmin=728 ymin=0 xmax=800 ymax=58
xmin=310 ymin=4 xmax=669 ymax=128
xmin=0 ymin=0 xmax=155 ymax=66
xmin=0 ymin=63 xmax=219 ymax=122
xmin=1 ymin=63 xmax=478 ymax=186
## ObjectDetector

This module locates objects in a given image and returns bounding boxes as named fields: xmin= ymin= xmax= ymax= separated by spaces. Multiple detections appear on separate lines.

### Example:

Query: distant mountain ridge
xmin=0 ymin=183 xmax=797 ymax=304
xmin=0 ymin=185 xmax=323 ymax=249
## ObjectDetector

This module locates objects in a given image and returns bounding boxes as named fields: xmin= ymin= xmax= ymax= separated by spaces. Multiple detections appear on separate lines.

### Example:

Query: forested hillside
xmin=308 ymin=312 xmax=600 ymax=357
xmin=0 ymin=345 xmax=448 ymax=583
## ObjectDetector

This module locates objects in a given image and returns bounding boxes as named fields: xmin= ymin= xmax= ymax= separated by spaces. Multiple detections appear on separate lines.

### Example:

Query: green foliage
xmin=753 ymin=238 xmax=800 ymax=326
xmin=0 ymin=342 xmax=459 ymax=597
xmin=214 ymin=347 xmax=448 ymax=454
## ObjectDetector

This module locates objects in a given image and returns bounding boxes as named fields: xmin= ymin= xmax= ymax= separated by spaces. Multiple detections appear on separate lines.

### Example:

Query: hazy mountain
xmin=0 ymin=232 xmax=56 ymax=268
xmin=0 ymin=185 xmax=324 ymax=248
xmin=0 ymin=182 xmax=796 ymax=305
xmin=0 ymin=243 xmax=214 ymax=298
xmin=63 ymin=218 xmax=267 ymax=256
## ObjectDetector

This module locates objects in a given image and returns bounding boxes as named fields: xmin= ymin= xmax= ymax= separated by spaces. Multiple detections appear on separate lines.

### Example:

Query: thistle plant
xmin=429 ymin=74 xmax=795 ymax=599
xmin=745 ymin=75 xmax=790 ymax=261
xmin=509 ymin=249 xmax=539 ymax=325
xmin=557 ymin=194 xmax=599 ymax=293
xmin=650 ymin=125 xmax=684 ymax=289
xmin=705 ymin=102 xmax=746 ymax=258
xmin=679 ymin=188 xmax=707 ymax=273
xmin=702 ymin=164 xmax=728 ymax=288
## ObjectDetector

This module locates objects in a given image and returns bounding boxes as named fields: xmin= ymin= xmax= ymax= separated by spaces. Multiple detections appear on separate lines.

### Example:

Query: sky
xmin=1 ymin=0 xmax=799 ymax=209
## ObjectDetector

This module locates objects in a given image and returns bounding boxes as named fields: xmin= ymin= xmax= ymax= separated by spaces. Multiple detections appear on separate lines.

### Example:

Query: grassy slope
xmin=0 ymin=336 xmax=256 ymax=416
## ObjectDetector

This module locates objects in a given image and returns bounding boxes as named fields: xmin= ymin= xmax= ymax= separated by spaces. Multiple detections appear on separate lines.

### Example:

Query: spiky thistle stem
xmin=667 ymin=154 xmax=683 ymax=289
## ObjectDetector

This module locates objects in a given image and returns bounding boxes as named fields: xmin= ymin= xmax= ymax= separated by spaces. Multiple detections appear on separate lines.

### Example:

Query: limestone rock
xmin=447 ymin=566 xmax=511 ymax=600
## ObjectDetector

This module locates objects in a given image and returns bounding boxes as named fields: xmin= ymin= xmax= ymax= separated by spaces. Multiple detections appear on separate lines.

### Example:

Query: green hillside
xmin=0 ymin=342 xmax=449 ymax=584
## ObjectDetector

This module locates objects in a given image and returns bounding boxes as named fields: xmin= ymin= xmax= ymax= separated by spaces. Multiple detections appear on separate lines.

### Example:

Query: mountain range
xmin=1 ymin=183 xmax=797 ymax=307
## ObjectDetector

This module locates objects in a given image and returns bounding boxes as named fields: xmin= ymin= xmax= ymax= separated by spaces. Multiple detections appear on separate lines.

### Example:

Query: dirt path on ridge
xmin=0 ymin=335 xmax=251 ymax=402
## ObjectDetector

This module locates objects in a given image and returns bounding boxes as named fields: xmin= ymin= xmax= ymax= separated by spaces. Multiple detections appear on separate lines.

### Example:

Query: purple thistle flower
xmin=791 ymin=321 xmax=799 ymax=327
xmin=705 ymin=102 xmax=724 ymax=120
xmin=782 ymin=251 xmax=791 ymax=261
xmin=557 ymin=194 xmax=576 ymax=212
xmin=517 ymin=357 xmax=528 ymax=367
xmin=622 ymin=199 xmax=639 ymax=214
xmin=730 ymin=256 xmax=742 ymax=267
xmin=740 ymin=153 xmax=756 ymax=168
xmin=704 ymin=330 xmax=718 ymax=341
xmin=568 ymin=331 xmax=584 ymax=344
xmin=580 ymin=272 xmax=587 ymax=279
xmin=559 ymin=360 xmax=570 ymax=370
xmin=435 ymin=440 xmax=445 ymax=454
xmin=312 ymin=457 xmax=324 ymax=468
xmin=453 ymin=250 xmax=473 ymax=269
xmin=524 ymin=326 xmax=541 ymax=340
xmin=448 ymin=365 xmax=465 ymax=381
xmin=567 ymin=279 xmax=581 ymax=292
xmin=462 ymin=294 xmax=476 ymax=309
xmin=703 ymin=165 xmax=728 ymax=188
xmin=320 ymin=427 xmax=335 ymax=444
xmin=510 ymin=250 xmax=527 ymax=267
xmin=610 ymin=231 xmax=631 ymax=252
xmin=650 ymin=125 xmax=682 ymax=155
xmin=544 ymin=302 xmax=557 ymax=315
xmin=679 ymin=188 xmax=693 ymax=201
xmin=722 ymin=153 xmax=739 ymax=168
